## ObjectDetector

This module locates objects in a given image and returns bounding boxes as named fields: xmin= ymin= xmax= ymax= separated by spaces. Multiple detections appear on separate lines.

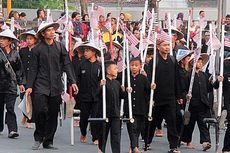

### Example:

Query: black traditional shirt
xmin=27 ymin=40 xmax=76 ymax=96
xmin=0 ymin=48 xmax=25 ymax=94
xmin=75 ymin=59 xmax=102 ymax=102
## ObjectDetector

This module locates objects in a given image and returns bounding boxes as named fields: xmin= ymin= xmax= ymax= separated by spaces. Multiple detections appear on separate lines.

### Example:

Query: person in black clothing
xmin=222 ymin=57 xmax=230 ymax=153
xmin=75 ymin=42 xmax=102 ymax=145
xmin=98 ymin=61 xmax=124 ymax=153
xmin=19 ymin=30 xmax=37 ymax=129
xmin=72 ymin=41 xmax=85 ymax=127
xmin=26 ymin=22 xmax=78 ymax=150
xmin=0 ymin=29 xmax=25 ymax=138
xmin=124 ymin=57 xmax=152 ymax=153
xmin=146 ymin=38 xmax=182 ymax=153
xmin=181 ymin=54 xmax=223 ymax=151
xmin=176 ymin=47 xmax=193 ymax=148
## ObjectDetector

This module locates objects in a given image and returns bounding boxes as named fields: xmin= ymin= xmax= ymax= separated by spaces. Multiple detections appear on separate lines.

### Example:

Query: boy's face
xmin=145 ymin=54 xmax=153 ymax=64
xmin=181 ymin=56 xmax=190 ymax=66
xmin=196 ymin=59 xmax=203 ymax=70
xmin=84 ymin=48 xmax=96 ymax=59
xmin=107 ymin=64 xmax=118 ymax=78
xmin=130 ymin=60 xmax=141 ymax=74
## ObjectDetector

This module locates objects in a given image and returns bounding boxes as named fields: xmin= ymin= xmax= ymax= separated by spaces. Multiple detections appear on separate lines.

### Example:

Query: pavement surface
xmin=0 ymin=97 xmax=226 ymax=153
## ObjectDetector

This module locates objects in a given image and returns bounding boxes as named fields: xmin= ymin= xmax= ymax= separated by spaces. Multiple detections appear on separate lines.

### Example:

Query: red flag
xmin=128 ymin=43 xmax=140 ymax=57
xmin=126 ymin=30 xmax=139 ymax=46
xmin=117 ymin=57 xmax=126 ymax=73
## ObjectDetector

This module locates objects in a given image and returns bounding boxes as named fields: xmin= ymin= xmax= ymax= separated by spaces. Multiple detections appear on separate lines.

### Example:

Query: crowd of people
xmin=0 ymin=6 xmax=230 ymax=153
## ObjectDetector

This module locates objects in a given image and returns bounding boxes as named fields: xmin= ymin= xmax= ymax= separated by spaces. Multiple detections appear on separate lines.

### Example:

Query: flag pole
xmin=168 ymin=13 xmax=173 ymax=56
xmin=142 ymin=8 xmax=154 ymax=70
xmin=139 ymin=0 xmax=148 ymax=60
xmin=184 ymin=48 xmax=201 ymax=125
xmin=218 ymin=24 xmax=225 ymax=117
xmin=148 ymin=31 xmax=157 ymax=121
xmin=187 ymin=10 xmax=191 ymax=48
xmin=126 ymin=40 xmax=134 ymax=124
xmin=120 ymin=32 xmax=126 ymax=118
xmin=91 ymin=3 xmax=95 ymax=44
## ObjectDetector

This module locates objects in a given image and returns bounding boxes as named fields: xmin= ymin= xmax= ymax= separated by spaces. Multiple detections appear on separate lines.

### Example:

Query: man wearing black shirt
xmin=26 ymin=22 xmax=78 ymax=150
xmin=146 ymin=38 xmax=182 ymax=153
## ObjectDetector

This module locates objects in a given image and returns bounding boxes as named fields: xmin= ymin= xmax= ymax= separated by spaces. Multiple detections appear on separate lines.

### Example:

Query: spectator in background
xmin=198 ymin=10 xmax=206 ymax=29
xmin=82 ymin=14 xmax=90 ymax=41
xmin=98 ymin=15 xmax=106 ymax=31
xmin=33 ymin=9 xmax=45 ymax=26
xmin=120 ymin=13 xmax=125 ymax=22
xmin=19 ymin=12 xmax=26 ymax=20
xmin=106 ymin=13 xmax=112 ymax=22
xmin=225 ymin=14 xmax=230 ymax=36
xmin=72 ymin=12 xmax=83 ymax=39
xmin=8 ymin=11 xmax=19 ymax=20
xmin=133 ymin=28 xmax=140 ymax=40
xmin=177 ymin=12 xmax=184 ymax=21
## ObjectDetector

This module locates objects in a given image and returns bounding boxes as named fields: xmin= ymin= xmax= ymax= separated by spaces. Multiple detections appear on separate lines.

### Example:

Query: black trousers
xmin=181 ymin=109 xmax=211 ymax=144
xmin=0 ymin=93 xmax=18 ymax=133
xmin=33 ymin=93 xmax=60 ymax=146
xmin=80 ymin=102 xmax=100 ymax=141
xmin=223 ymin=120 xmax=230 ymax=152
xmin=127 ymin=115 xmax=145 ymax=150
xmin=98 ymin=118 xmax=121 ymax=153
xmin=147 ymin=104 xmax=179 ymax=149
xmin=176 ymin=104 xmax=184 ymax=137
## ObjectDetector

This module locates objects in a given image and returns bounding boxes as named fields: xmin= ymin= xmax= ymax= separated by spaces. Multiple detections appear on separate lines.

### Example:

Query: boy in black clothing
xmin=181 ymin=54 xmax=223 ymax=151
xmin=125 ymin=57 xmax=152 ymax=153
xmin=98 ymin=61 xmax=124 ymax=153
xmin=75 ymin=43 xmax=102 ymax=144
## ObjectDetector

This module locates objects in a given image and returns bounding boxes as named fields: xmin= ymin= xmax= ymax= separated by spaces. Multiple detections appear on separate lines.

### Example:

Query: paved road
xmin=0 ymin=98 xmax=226 ymax=153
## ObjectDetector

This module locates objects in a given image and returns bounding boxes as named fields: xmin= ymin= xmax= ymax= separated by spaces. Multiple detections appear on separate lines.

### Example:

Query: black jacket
xmin=27 ymin=40 xmax=76 ymax=96
xmin=149 ymin=53 xmax=182 ymax=106
xmin=124 ymin=74 xmax=150 ymax=116
xmin=188 ymin=71 xmax=219 ymax=111
xmin=19 ymin=47 xmax=32 ymax=81
xmin=0 ymin=48 xmax=25 ymax=94
xmin=178 ymin=66 xmax=190 ymax=102
xmin=75 ymin=59 xmax=102 ymax=102
xmin=97 ymin=77 xmax=125 ymax=118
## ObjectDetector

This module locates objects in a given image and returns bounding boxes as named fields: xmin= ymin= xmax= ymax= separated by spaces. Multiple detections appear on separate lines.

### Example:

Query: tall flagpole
xmin=218 ymin=25 xmax=225 ymax=117
xmin=187 ymin=10 xmax=191 ymax=48
xmin=139 ymin=0 xmax=148 ymax=61
xmin=120 ymin=32 xmax=126 ymax=118
xmin=167 ymin=13 xmax=173 ymax=56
